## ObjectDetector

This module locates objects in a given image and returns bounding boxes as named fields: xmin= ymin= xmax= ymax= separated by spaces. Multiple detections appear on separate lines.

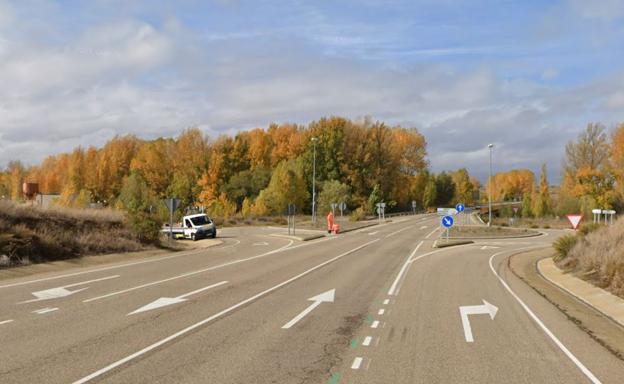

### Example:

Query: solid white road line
xmin=388 ymin=242 xmax=475 ymax=296
xmin=489 ymin=249 xmax=602 ymax=384
xmin=362 ymin=336 xmax=373 ymax=346
xmin=0 ymin=239 xmax=295 ymax=290
xmin=378 ymin=309 xmax=385 ymax=315
xmin=384 ymin=225 xmax=414 ymax=238
xmin=419 ymin=225 xmax=428 ymax=229
xmin=351 ymin=357 xmax=363 ymax=369
xmin=72 ymin=239 xmax=380 ymax=384
xmin=0 ymin=319 xmax=14 ymax=325
xmin=371 ymin=320 xmax=380 ymax=328
xmin=32 ymin=307 xmax=59 ymax=315
xmin=388 ymin=241 xmax=423 ymax=296
xmin=424 ymin=227 xmax=440 ymax=239
xmin=84 ymin=240 xmax=301 ymax=303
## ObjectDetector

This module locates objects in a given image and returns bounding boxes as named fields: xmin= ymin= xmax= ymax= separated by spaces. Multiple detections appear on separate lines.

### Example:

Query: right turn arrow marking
xmin=459 ymin=299 xmax=498 ymax=342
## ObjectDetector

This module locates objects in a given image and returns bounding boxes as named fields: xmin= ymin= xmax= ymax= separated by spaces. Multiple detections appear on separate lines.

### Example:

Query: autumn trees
xmin=1 ymin=117 xmax=435 ymax=219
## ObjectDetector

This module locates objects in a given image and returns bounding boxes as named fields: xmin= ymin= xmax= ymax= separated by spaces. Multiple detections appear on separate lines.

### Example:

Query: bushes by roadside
xmin=554 ymin=218 xmax=624 ymax=297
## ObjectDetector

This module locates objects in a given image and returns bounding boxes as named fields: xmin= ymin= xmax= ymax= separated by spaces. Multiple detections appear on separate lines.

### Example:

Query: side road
xmin=510 ymin=248 xmax=624 ymax=361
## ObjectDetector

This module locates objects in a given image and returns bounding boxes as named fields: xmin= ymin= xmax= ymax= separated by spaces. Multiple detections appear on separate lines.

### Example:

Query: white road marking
xmin=384 ymin=225 xmax=414 ymax=238
xmin=459 ymin=300 xmax=498 ymax=342
xmin=371 ymin=320 xmax=380 ymax=328
xmin=420 ymin=225 xmax=428 ymax=229
xmin=84 ymin=240 xmax=300 ymax=303
xmin=20 ymin=275 xmax=120 ymax=304
xmin=0 ymin=238 xmax=297 ymax=290
xmin=424 ymin=227 xmax=440 ymax=239
xmin=362 ymin=336 xmax=373 ymax=346
xmin=32 ymin=307 xmax=59 ymax=315
xmin=253 ymin=242 xmax=269 ymax=246
xmin=378 ymin=309 xmax=385 ymax=315
xmin=128 ymin=281 xmax=228 ymax=315
xmin=282 ymin=289 xmax=335 ymax=329
xmin=368 ymin=231 xmax=379 ymax=236
xmin=489 ymin=249 xmax=602 ymax=384
xmin=388 ymin=241 xmax=423 ymax=296
xmin=72 ymin=239 xmax=380 ymax=384
xmin=221 ymin=239 xmax=241 ymax=249
xmin=383 ymin=299 xmax=390 ymax=305
xmin=480 ymin=245 xmax=500 ymax=250
xmin=0 ymin=319 xmax=14 ymax=325
xmin=351 ymin=357 xmax=363 ymax=369
xmin=388 ymin=242 xmax=475 ymax=296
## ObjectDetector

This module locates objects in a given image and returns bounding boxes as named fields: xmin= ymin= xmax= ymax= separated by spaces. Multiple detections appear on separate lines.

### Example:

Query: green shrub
xmin=350 ymin=207 xmax=366 ymax=222
xmin=553 ymin=234 xmax=579 ymax=262
xmin=543 ymin=225 xmax=550 ymax=229
xmin=579 ymin=222 xmax=602 ymax=236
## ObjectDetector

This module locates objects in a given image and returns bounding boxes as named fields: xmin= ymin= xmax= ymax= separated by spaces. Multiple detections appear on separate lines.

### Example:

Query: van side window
xmin=185 ymin=219 xmax=192 ymax=228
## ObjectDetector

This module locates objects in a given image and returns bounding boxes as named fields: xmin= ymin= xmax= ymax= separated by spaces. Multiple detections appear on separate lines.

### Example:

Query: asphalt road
xmin=1 ymin=216 xmax=623 ymax=383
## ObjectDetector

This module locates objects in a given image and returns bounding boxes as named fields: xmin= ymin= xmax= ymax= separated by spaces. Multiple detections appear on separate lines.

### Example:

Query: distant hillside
xmin=0 ymin=200 xmax=144 ymax=267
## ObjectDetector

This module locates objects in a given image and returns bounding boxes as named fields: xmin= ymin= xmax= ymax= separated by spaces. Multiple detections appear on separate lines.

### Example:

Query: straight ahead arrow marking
xmin=128 ymin=281 xmax=228 ymax=315
xmin=282 ymin=289 xmax=335 ymax=329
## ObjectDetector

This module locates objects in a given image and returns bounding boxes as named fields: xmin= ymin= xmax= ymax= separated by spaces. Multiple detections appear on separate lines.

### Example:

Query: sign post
xmin=164 ymin=198 xmax=181 ymax=241
xmin=339 ymin=202 xmax=346 ymax=217
xmin=331 ymin=203 xmax=338 ymax=217
xmin=455 ymin=203 xmax=465 ymax=225
xmin=412 ymin=200 xmax=417 ymax=215
xmin=441 ymin=215 xmax=454 ymax=242
xmin=287 ymin=204 xmax=296 ymax=235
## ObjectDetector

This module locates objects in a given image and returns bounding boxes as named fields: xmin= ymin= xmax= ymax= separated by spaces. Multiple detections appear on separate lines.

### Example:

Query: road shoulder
xmin=509 ymin=247 xmax=624 ymax=361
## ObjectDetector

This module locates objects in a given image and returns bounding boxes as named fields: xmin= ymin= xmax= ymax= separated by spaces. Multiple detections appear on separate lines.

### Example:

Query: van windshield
xmin=190 ymin=216 xmax=211 ymax=226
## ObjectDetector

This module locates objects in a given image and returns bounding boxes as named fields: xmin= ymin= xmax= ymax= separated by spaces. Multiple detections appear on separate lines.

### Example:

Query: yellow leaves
xmin=486 ymin=169 xmax=535 ymax=202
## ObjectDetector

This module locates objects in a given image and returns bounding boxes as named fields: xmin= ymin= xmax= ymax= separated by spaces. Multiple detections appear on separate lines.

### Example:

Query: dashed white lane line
xmin=368 ymin=231 xmax=379 ymax=236
xmin=371 ymin=320 xmax=380 ymax=328
xmin=73 ymin=239 xmax=380 ymax=384
xmin=378 ymin=309 xmax=385 ymax=315
xmin=362 ymin=336 xmax=373 ymax=346
xmin=383 ymin=299 xmax=390 ymax=305
xmin=420 ymin=225 xmax=428 ymax=229
xmin=351 ymin=357 xmax=363 ymax=369
xmin=32 ymin=307 xmax=59 ymax=315
xmin=0 ymin=319 xmax=14 ymax=325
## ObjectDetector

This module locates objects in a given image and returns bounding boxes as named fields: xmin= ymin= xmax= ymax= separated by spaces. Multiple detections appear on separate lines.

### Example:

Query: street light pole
xmin=311 ymin=137 xmax=318 ymax=225
xmin=488 ymin=143 xmax=494 ymax=227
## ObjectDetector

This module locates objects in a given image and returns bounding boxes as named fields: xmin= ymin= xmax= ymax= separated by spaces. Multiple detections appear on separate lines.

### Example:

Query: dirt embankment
xmin=0 ymin=200 xmax=146 ymax=267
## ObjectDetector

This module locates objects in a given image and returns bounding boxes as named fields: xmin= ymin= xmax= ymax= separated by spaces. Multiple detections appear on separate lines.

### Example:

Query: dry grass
xmin=0 ymin=200 xmax=145 ymax=267
xmin=557 ymin=217 xmax=624 ymax=297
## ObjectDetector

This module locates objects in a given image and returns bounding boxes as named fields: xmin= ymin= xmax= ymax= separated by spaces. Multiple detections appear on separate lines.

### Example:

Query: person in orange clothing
xmin=327 ymin=211 xmax=334 ymax=233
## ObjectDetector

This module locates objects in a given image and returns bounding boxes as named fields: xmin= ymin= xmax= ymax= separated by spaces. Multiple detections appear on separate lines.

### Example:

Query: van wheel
xmin=211 ymin=230 xmax=217 ymax=239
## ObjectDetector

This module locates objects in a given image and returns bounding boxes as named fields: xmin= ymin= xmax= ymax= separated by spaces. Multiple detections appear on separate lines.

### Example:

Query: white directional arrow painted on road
xmin=480 ymin=245 xmax=500 ymax=250
xmin=459 ymin=299 xmax=498 ymax=342
xmin=20 ymin=275 xmax=120 ymax=304
xmin=128 ymin=281 xmax=228 ymax=315
xmin=282 ymin=289 xmax=335 ymax=329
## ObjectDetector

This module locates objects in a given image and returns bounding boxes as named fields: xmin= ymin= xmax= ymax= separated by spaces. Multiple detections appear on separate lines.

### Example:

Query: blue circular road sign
xmin=455 ymin=203 xmax=465 ymax=213
xmin=441 ymin=215 xmax=454 ymax=228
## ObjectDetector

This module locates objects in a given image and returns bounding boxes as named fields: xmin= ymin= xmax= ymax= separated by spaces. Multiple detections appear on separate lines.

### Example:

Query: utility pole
xmin=488 ymin=143 xmax=494 ymax=227
xmin=311 ymin=137 xmax=318 ymax=226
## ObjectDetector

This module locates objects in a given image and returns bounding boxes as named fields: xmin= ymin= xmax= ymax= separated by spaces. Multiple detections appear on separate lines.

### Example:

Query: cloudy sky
xmin=1 ymin=0 xmax=623 ymax=182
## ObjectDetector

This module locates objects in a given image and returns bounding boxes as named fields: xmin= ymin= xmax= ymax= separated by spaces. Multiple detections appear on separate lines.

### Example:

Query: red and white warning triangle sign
xmin=566 ymin=214 xmax=583 ymax=230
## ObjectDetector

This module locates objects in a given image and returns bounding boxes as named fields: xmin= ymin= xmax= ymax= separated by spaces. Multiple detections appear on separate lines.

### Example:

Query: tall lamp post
xmin=311 ymin=137 xmax=318 ymax=225
xmin=488 ymin=143 xmax=494 ymax=227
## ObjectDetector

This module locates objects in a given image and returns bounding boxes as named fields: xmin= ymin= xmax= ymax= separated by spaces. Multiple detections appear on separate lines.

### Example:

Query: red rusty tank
xmin=22 ymin=183 xmax=39 ymax=200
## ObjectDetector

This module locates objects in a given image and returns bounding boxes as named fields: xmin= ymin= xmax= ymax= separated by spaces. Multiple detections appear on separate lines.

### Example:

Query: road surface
xmin=0 ymin=216 xmax=623 ymax=383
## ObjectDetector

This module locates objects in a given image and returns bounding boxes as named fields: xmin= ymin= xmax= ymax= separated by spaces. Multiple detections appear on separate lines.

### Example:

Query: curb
xmin=269 ymin=233 xmax=326 ymax=242
xmin=537 ymin=258 xmax=624 ymax=329
xmin=433 ymin=240 xmax=474 ymax=248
